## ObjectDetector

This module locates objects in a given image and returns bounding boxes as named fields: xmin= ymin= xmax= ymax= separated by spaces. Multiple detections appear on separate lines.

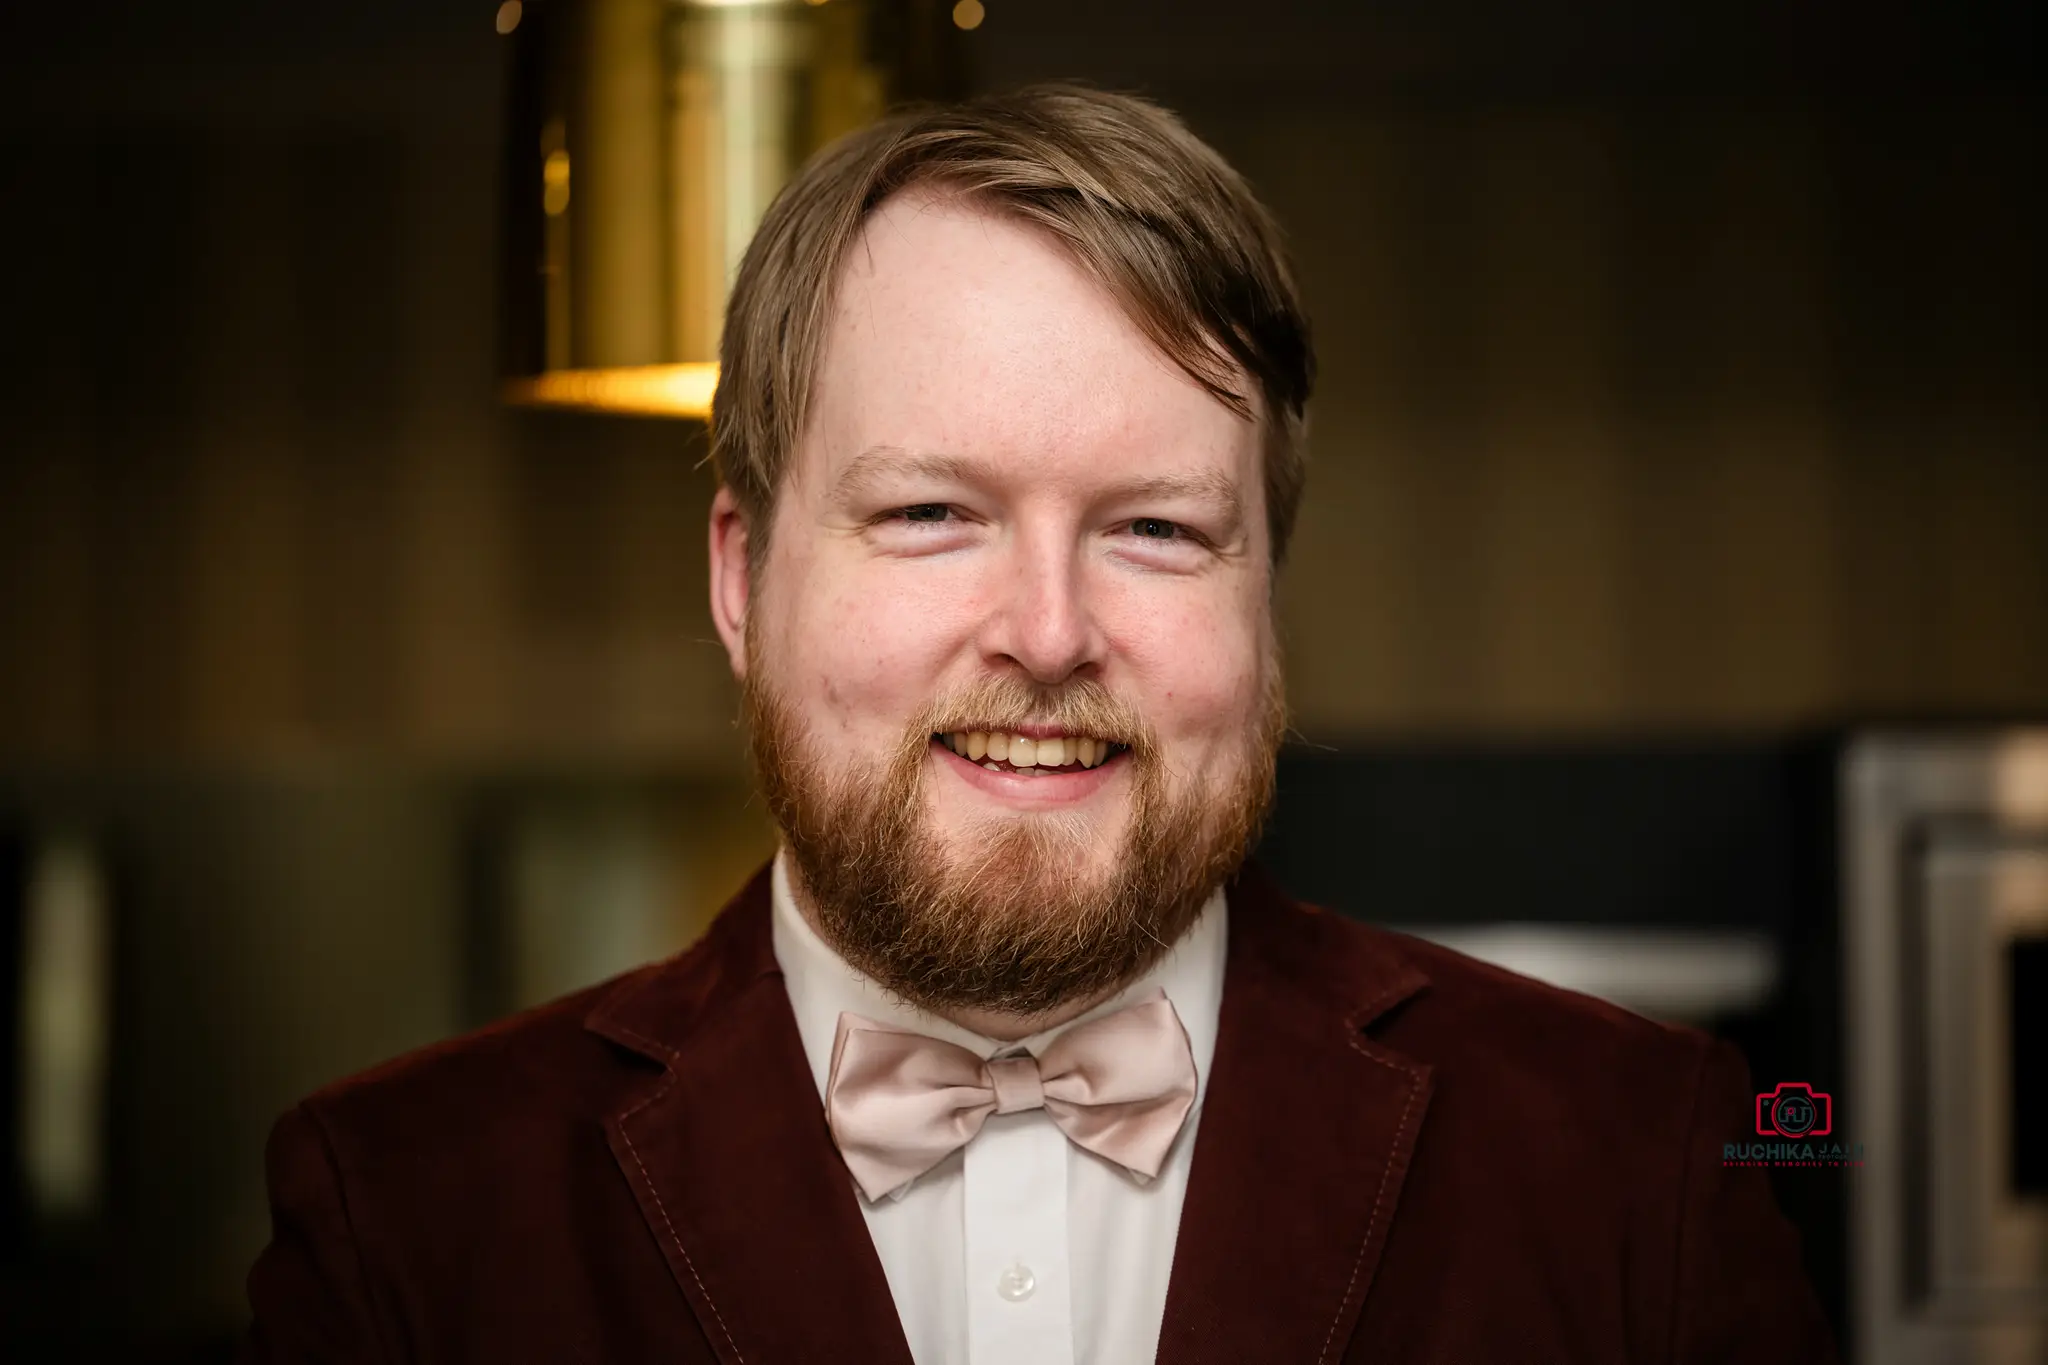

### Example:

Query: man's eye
xmin=1129 ymin=517 xmax=1183 ymax=540
xmin=892 ymin=504 xmax=952 ymax=525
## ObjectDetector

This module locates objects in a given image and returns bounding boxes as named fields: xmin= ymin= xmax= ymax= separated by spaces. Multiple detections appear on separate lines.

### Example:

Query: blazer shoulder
xmin=289 ymin=877 xmax=776 ymax=1166
xmin=1303 ymin=908 xmax=1730 ymax=1220
xmin=1291 ymin=899 xmax=1717 ymax=1101
xmin=1388 ymin=922 xmax=1701 ymax=1049
xmin=295 ymin=963 xmax=655 ymax=1147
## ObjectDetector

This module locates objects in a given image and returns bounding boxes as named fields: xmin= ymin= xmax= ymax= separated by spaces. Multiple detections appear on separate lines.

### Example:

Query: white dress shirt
xmin=769 ymin=847 xmax=1227 ymax=1365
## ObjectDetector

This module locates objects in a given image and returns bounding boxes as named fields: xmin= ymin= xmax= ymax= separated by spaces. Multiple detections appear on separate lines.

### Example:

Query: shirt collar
xmin=770 ymin=844 xmax=1228 ymax=1183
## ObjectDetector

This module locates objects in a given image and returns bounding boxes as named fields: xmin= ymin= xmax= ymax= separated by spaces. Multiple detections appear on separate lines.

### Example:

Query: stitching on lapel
xmin=606 ymin=1018 xmax=682 ymax=1066
xmin=1316 ymin=1035 xmax=1430 ymax=1365
xmin=618 ymin=1117 xmax=745 ymax=1365
xmin=608 ymin=1020 xmax=745 ymax=1365
xmin=1349 ymin=966 xmax=1425 ymax=1030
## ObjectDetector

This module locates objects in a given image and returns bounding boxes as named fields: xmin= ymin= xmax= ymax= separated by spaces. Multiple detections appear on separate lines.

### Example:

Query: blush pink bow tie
xmin=824 ymin=988 xmax=1199 ymax=1202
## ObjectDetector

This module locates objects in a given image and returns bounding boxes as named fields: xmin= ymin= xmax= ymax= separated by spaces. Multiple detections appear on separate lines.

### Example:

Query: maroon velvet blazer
xmin=239 ymin=858 xmax=1837 ymax=1364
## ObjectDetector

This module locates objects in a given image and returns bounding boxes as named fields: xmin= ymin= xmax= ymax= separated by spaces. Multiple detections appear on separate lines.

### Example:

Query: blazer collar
xmin=586 ymin=861 xmax=915 ymax=1365
xmin=1155 ymin=857 xmax=1434 ymax=1365
xmin=585 ymin=856 xmax=1433 ymax=1365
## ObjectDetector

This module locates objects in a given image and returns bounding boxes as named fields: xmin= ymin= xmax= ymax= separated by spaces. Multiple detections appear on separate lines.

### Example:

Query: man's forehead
xmin=841 ymin=184 xmax=1000 ymax=276
xmin=830 ymin=192 xmax=1112 ymax=349
xmin=805 ymin=199 xmax=1258 ymax=474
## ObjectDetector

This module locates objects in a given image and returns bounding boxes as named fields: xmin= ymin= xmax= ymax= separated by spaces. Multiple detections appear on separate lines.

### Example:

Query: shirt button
xmin=996 ymin=1263 xmax=1036 ymax=1302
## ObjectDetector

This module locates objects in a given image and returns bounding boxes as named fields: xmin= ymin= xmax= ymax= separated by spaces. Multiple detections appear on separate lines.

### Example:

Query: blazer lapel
xmin=586 ymin=863 xmax=916 ymax=1365
xmin=1157 ymin=860 xmax=1435 ymax=1365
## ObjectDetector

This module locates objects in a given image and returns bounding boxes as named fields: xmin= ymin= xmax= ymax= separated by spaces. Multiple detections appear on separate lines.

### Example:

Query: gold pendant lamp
xmin=498 ymin=0 xmax=964 ymax=418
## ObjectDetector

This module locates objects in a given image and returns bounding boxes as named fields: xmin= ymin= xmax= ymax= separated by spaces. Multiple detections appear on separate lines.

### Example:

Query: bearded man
xmin=239 ymin=85 xmax=1836 ymax=1364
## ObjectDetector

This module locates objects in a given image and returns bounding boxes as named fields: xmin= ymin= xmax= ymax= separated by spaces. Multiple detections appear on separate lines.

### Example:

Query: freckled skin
xmin=708 ymin=188 xmax=1272 ymax=911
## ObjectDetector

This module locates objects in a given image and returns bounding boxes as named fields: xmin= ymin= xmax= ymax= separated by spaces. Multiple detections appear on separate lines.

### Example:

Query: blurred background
xmin=0 ymin=1 xmax=2043 ymax=1361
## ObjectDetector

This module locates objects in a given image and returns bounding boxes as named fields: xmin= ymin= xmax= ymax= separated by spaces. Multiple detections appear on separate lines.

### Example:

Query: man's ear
xmin=708 ymin=484 xmax=751 ymax=678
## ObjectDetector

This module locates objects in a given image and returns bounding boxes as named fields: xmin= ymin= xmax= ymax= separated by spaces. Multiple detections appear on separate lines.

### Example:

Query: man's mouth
xmin=931 ymin=730 xmax=1129 ymax=775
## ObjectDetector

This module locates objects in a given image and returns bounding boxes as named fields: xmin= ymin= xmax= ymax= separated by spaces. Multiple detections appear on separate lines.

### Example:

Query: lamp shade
xmin=498 ymin=0 xmax=962 ymax=418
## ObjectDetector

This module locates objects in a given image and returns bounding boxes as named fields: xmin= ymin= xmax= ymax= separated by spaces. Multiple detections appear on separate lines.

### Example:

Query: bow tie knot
xmin=825 ymin=988 xmax=1199 ymax=1201
xmin=986 ymin=1055 xmax=1047 ymax=1114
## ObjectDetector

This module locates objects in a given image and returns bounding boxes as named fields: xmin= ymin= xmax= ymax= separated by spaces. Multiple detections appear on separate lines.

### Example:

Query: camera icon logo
xmin=1755 ymin=1081 xmax=1832 ymax=1138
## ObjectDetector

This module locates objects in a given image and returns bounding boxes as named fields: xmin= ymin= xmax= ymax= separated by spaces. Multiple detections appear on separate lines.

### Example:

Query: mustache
xmin=907 ymin=675 xmax=1153 ymax=752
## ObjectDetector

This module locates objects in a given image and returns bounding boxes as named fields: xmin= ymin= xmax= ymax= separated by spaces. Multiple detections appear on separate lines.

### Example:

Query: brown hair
xmin=709 ymin=82 xmax=1315 ymax=577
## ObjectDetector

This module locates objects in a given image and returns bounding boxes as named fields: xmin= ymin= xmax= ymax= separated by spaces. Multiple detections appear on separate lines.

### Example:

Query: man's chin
xmin=920 ymin=794 xmax=1131 ymax=874
xmin=921 ymin=840 xmax=1118 ymax=905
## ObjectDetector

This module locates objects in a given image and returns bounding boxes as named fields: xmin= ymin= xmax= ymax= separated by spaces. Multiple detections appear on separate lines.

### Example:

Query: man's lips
xmin=932 ymin=729 xmax=1126 ymax=770
xmin=929 ymin=735 xmax=1127 ymax=801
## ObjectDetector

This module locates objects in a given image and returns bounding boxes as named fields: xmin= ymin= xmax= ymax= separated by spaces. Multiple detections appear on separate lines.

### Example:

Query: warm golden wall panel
xmin=1220 ymin=99 xmax=2046 ymax=739
xmin=185 ymin=144 xmax=307 ymax=754
xmin=1465 ymin=113 xmax=1629 ymax=725
xmin=0 ymin=438 xmax=97 ymax=754
xmin=1631 ymin=110 xmax=1837 ymax=726
xmin=393 ymin=134 xmax=522 ymax=758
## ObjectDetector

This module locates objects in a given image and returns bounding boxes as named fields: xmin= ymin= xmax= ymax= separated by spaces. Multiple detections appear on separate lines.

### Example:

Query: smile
xmin=930 ymin=730 xmax=1128 ymax=774
xmin=928 ymin=732 xmax=1129 ymax=800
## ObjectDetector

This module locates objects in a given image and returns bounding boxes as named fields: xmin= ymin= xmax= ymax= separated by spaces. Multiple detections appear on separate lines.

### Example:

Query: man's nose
xmin=982 ymin=525 xmax=1098 ymax=683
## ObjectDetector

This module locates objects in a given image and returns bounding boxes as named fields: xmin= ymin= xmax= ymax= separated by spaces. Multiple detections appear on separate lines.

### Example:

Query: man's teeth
xmin=939 ymin=731 xmax=1119 ymax=769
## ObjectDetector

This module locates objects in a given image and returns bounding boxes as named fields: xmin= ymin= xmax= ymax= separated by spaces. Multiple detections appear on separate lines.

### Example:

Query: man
xmin=241 ymin=85 xmax=1836 ymax=1364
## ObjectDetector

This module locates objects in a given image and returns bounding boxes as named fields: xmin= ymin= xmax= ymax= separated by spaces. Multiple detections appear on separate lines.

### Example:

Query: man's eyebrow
xmin=829 ymin=446 xmax=983 ymax=504
xmin=1112 ymin=470 xmax=1245 ymax=533
xmin=830 ymin=446 xmax=1246 ymax=533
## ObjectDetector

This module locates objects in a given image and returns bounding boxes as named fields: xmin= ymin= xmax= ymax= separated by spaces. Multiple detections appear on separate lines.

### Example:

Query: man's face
xmin=712 ymin=189 xmax=1287 ymax=1020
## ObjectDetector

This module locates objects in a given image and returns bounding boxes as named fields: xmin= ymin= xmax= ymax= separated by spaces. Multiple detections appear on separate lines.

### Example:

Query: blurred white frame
xmin=20 ymin=831 xmax=112 ymax=1223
